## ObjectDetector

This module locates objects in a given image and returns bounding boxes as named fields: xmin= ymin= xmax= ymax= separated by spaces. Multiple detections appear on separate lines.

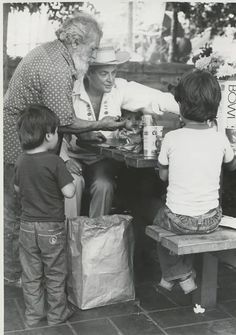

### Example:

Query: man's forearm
xmin=59 ymin=118 xmax=100 ymax=134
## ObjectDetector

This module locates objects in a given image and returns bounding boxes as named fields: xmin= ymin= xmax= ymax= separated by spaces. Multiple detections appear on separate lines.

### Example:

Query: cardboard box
xmin=218 ymin=80 xmax=236 ymax=131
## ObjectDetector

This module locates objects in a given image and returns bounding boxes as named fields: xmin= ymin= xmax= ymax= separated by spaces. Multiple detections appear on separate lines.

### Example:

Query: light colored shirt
xmin=73 ymin=78 xmax=179 ymax=139
xmin=4 ymin=40 xmax=76 ymax=164
xmin=158 ymin=127 xmax=234 ymax=216
xmin=65 ymin=78 xmax=179 ymax=164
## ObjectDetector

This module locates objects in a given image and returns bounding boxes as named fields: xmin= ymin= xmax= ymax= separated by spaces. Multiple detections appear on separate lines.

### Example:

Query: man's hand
xmin=78 ymin=131 xmax=106 ymax=143
xmin=65 ymin=158 xmax=83 ymax=176
xmin=98 ymin=116 xmax=126 ymax=131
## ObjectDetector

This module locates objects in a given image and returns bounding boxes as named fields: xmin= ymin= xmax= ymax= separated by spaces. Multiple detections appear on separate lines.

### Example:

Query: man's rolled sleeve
xmin=117 ymin=79 xmax=179 ymax=115
xmin=153 ymin=91 xmax=179 ymax=115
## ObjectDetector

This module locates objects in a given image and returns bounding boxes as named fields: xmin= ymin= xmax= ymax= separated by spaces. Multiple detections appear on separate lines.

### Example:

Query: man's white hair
xmin=55 ymin=12 xmax=102 ymax=47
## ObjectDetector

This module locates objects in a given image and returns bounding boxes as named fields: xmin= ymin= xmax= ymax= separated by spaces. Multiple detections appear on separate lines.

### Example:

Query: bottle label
xmin=143 ymin=126 xmax=161 ymax=157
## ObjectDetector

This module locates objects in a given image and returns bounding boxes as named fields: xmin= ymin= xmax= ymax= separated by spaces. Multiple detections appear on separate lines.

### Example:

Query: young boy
xmin=155 ymin=70 xmax=236 ymax=294
xmin=14 ymin=104 xmax=76 ymax=326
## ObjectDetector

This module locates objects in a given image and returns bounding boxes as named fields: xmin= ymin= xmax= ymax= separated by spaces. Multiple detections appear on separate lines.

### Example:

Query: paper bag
xmin=67 ymin=215 xmax=135 ymax=310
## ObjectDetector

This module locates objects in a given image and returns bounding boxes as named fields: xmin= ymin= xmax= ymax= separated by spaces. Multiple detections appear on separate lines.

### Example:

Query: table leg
xmin=193 ymin=253 xmax=218 ymax=308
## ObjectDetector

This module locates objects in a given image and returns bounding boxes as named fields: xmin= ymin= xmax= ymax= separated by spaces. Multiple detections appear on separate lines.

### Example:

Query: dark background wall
xmin=118 ymin=61 xmax=194 ymax=92
xmin=5 ymin=57 xmax=194 ymax=94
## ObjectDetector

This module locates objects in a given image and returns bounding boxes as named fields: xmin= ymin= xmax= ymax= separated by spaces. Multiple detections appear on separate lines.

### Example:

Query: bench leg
xmin=193 ymin=253 xmax=218 ymax=308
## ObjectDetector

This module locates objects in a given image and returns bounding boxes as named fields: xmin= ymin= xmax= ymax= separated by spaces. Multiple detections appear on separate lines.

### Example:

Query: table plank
xmin=69 ymin=140 xmax=159 ymax=168
xmin=145 ymin=225 xmax=176 ymax=242
xmin=161 ymin=228 xmax=236 ymax=255
xmin=100 ymin=146 xmax=114 ymax=158
xmin=124 ymin=153 xmax=158 ymax=168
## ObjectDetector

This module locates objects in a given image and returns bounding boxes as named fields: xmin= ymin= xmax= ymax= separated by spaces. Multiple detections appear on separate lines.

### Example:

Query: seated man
xmin=62 ymin=45 xmax=179 ymax=218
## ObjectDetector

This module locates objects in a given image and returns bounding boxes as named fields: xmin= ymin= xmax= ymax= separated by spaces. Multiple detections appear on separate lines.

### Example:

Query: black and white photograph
xmin=2 ymin=1 xmax=236 ymax=334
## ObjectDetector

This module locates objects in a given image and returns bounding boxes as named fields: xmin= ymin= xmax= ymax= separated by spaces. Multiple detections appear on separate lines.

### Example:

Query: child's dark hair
xmin=17 ymin=104 xmax=60 ymax=150
xmin=174 ymin=69 xmax=221 ymax=122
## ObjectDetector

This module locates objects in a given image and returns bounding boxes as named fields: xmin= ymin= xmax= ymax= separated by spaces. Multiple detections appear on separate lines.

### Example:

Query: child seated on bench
xmin=154 ymin=69 xmax=236 ymax=294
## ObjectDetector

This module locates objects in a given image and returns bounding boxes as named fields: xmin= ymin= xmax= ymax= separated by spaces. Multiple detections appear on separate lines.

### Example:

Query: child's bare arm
xmin=159 ymin=166 xmax=169 ymax=182
xmin=14 ymin=184 xmax=20 ymax=193
xmin=61 ymin=182 xmax=75 ymax=198
xmin=224 ymin=156 xmax=236 ymax=171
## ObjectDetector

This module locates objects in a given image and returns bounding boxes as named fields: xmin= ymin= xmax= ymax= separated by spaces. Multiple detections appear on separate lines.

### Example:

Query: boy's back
xmin=159 ymin=127 xmax=234 ymax=216
xmin=15 ymin=151 xmax=73 ymax=222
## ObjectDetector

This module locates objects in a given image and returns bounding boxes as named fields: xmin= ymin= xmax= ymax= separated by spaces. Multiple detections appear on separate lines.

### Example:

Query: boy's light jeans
xmin=154 ymin=205 xmax=222 ymax=281
xmin=19 ymin=220 xmax=71 ymax=325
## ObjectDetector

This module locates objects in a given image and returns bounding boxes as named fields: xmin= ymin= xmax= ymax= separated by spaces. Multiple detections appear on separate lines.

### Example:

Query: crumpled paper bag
xmin=67 ymin=215 xmax=135 ymax=310
xmin=117 ymin=128 xmax=143 ymax=153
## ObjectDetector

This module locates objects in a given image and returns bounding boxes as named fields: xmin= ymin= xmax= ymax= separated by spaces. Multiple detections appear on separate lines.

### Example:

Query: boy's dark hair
xmin=17 ymin=104 xmax=60 ymax=150
xmin=174 ymin=69 xmax=221 ymax=122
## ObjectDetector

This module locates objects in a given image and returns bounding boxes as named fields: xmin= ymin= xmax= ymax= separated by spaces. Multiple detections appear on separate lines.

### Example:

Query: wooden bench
xmin=145 ymin=221 xmax=236 ymax=308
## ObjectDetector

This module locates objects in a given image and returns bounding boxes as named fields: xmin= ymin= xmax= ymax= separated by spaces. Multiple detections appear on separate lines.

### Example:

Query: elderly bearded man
xmin=4 ymin=12 xmax=125 ymax=285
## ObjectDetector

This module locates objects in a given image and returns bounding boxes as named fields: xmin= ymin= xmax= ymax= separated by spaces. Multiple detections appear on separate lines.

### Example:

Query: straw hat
xmin=91 ymin=46 xmax=130 ymax=65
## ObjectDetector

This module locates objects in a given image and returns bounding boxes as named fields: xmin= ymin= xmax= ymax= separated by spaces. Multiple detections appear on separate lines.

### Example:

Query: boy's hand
xmin=65 ymin=158 xmax=82 ymax=176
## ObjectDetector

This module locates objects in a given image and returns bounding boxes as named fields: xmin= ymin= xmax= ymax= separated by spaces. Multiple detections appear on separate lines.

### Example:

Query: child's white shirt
xmin=158 ymin=127 xmax=234 ymax=216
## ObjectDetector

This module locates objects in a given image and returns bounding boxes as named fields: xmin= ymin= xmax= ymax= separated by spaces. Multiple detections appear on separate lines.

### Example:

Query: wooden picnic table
xmin=68 ymin=138 xmax=159 ymax=169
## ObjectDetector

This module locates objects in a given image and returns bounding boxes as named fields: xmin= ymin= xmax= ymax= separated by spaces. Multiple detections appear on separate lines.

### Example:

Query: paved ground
xmin=4 ymin=177 xmax=236 ymax=335
xmin=4 ymin=249 xmax=236 ymax=335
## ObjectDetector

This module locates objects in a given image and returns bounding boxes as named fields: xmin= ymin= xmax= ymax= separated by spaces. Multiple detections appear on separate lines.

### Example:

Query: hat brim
xmin=91 ymin=51 xmax=130 ymax=66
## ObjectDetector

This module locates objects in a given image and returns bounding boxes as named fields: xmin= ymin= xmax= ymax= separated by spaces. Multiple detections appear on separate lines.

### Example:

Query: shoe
xmin=47 ymin=307 xmax=75 ymax=326
xmin=62 ymin=307 xmax=75 ymax=322
xmin=158 ymin=277 xmax=175 ymax=291
xmin=24 ymin=314 xmax=47 ymax=328
xmin=179 ymin=272 xmax=197 ymax=294
xmin=25 ymin=321 xmax=40 ymax=328
xmin=4 ymin=277 xmax=22 ymax=288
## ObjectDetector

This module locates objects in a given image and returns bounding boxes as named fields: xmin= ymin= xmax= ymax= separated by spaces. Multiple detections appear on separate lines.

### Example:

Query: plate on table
xmin=98 ymin=138 xmax=127 ymax=148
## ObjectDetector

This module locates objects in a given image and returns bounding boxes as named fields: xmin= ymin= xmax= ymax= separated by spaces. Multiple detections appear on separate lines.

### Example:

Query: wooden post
xmin=193 ymin=253 xmax=218 ymax=308
xmin=3 ymin=3 xmax=11 ymax=94
xmin=168 ymin=3 xmax=178 ymax=63
xmin=128 ymin=1 xmax=134 ymax=53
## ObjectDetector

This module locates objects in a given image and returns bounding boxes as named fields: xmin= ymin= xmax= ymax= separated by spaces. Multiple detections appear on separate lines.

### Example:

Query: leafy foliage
xmin=9 ymin=2 xmax=100 ymax=22
xmin=186 ymin=3 xmax=236 ymax=37
xmin=9 ymin=2 xmax=42 ymax=14
xmin=166 ymin=2 xmax=236 ymax=38
xmin=192 ymin=33 xmax=236 ymax=80
xmin=166 ymin=2 xmax=191 ymax=13
xmin=47 ymin=2 xmax=100 ymax=22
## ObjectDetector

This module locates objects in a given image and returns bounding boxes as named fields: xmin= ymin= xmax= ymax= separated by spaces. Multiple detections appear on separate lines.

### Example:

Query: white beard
xmin=71 ymin=47 xmax=90 ymax=89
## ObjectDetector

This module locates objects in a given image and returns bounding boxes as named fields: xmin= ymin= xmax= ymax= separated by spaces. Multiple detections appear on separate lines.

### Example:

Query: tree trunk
xmin=168 ymin=4 xmax=178 ymax=62
xmin=127 ymin=1 xmax=134 ymax=53
xmin=3 ymin=3 xmax=11 ymax=94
